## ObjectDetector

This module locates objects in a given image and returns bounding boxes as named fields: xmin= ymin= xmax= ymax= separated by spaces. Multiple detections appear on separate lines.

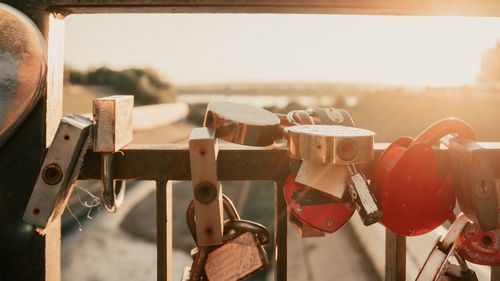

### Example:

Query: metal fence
xmin=2 ymin=1 xmax=500 ymax=280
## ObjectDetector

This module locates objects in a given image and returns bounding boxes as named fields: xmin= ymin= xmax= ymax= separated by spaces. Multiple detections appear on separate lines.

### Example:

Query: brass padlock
xmin=186 ymin=195 xmax=270 ymax=281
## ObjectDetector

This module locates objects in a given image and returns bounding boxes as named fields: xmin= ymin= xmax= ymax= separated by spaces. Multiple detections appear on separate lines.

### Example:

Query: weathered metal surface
xmin=93 ymin=95 xmax=133 ymax=153
xmin=0 ymin=3 xmax=46 ymax=148
xmin=204 ymin=232 xmax=269 ymax=281
xmin=189 ymin=128 xmax=224 ymax=246
xmin=156 ymin=179 xmax=172 ymax=281
xmin=93 ymin=95 xmax=134 ymax=212
xmin=204 ymin=101 xmax=280 ymax=147
xmin=23 ymin=115 xmax=93 ymax=231
xmin=287 ymin=125 xmax=374 ymax=164
xmin=449 ymin=139 xmax=498 ymax=231
xmin=415 ymin=214 xmax=470 ymax=281
xmin=296 ymin=160 xmax=348 ymax=198
xmin=78 ymin=142 xmax=500 ymax=181
xmin=385 ymin=229 xmax=406 ymax=281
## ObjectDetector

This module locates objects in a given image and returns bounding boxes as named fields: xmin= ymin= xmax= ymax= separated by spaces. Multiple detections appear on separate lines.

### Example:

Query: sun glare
xmin=65 ymin=14 xmax=500 ymax=87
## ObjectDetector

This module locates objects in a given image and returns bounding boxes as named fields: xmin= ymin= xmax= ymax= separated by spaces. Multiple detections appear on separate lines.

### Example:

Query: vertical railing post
xmin=156 ymin=179 xmax=172 ymax=281
xmin=385 ymin=229 xmax=406 ymax=281
xmin=275 ymin=178 xmax=288 ymax=280
xmin=491 ymin=266 xmax=500 ymax=281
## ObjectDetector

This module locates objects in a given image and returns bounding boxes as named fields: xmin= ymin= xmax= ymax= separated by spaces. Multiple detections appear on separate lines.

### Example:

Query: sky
xmin=64 ymin=14 xmax=500 ymax=87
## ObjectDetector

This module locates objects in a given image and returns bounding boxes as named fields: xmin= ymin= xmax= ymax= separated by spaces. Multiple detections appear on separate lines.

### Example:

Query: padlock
xmin=93 ymin=95 xmax=134 ymax=213
xmin=440 ymin=253 xmax=478 ymax=281
xmin=204 ymin=101 xmax=281 ymax=146
xmin=293 ymin=108 xmax=354 ymax=199
xmin=455 ymin=222 xmax=500 ymax=266
xmin=23 ymin=115 xmax=93 ymax=232
xmin=449 ymin=138 xmax=498 ymax=231
xmin=415 ymin=213 xmax=471 ymax=281
xmin=0 ymin=3 xmax=47 ymax=148
xmin=371 ymin=118 xmax=476 ymax=236
xmin=309 ymin=108 xmax=355 ymax=126
xmin=286 ymin=107 xmax=355 ymax=127
xmin=284 ymin=173 xmax=355 ymax=233
xmin=186 ymin=195 xmax=270 ymax=281
xmin=286 ymin=124 xmax=381 ymax=226
xmin=288 ymin=210 xmax=326 ymax=237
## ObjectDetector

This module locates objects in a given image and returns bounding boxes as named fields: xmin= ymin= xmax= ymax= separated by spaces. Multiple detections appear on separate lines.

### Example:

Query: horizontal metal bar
xmin=23 ymin=0 xmax=500 ymax=17
xmin=79 ymin=142 xmax=500 ymax=181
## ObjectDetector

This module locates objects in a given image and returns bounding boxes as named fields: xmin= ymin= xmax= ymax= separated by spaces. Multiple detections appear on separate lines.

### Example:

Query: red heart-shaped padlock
xmin=371 ymin=118 xmax=475 ymax=236
xmin=284 ymin=173 xmax=355 ymax=233
xmin=456 ymin=223 xmax=500 ymax=265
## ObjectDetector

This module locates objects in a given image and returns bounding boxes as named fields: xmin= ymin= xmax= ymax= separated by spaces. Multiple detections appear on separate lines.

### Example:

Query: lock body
xmin=456 ymin=223 xmax=500 ymax=265
xmin=371 ymin=119 xmax=476 ymax=236
xmin=204 ymin=231 xmax=269 ymax=281
xmin=449 ymin=138 xmax=498 ymax=231
xmin=23 ymin=115 xmax=93 ymax=231
xmin=284 ymin=173 xmax=355 ymax=233
xmin=204 ymin=101 xmax=280 ymax=146
xmin=415 ymin=213 xmax=471 ymax=281
xmin=287 ymin=125 xmax=374 ymax=164
xmin=0 ymin=4 xmax=47 ymax=148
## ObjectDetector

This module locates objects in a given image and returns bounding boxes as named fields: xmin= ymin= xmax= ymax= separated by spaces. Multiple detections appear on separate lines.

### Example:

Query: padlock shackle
xmin=223 ymin=219 xmax=270 ymax=245
xmin=413 ymin=118 xmax=476 ymax=145
xmin=186 ymin=194 xmax=241 ymax=244
xmin=101 ymin=153 xmax=126 ymax=213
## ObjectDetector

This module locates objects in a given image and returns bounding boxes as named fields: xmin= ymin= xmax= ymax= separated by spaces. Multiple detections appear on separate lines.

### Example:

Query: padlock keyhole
xmin=482 ymin=235 xmax=492 ymax=246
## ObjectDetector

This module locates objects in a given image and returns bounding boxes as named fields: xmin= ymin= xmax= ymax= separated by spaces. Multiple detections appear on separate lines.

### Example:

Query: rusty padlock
xmin=371 ymin=118 xmax=476 ymax=236
xmin=186 ymin=195 xmax=270 ymax=281
xmin=449 ymin=138 xmax=498 ymax=231
xmin=456 ymin=223 xmax=500 ymax=266
xmin=415 ymin=213 xmax=473 ymax=281
xmin=439 ymin=248 xmax=479 ymax=281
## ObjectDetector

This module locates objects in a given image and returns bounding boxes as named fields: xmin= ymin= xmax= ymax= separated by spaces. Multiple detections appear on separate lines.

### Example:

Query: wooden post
xmin=0 ymin=2 xmax=64 ymax=281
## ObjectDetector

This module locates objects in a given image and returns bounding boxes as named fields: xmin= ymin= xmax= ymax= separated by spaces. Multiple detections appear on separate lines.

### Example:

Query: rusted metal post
xmin=0 ymin=2 xmax=64 ymax=281
xmin=385 ymin=229 xmax=406 ymax=281
xmin=492 ymin=266 xmax=500 ymax=281
xmin=275 ymin=176 xmax=289 ymax=280
xmin=156 ymin=179 xmax=172 ymax=281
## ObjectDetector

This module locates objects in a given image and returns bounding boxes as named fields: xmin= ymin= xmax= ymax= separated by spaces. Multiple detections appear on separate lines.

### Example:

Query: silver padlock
xmin=93 ymin=95 xmax=134 ymax=213
xmin=415 ymin=213 xmax=471 ymax=281
xmin=292 ymin=108 xmax=355 ymax=199
xmin=287 ymin=125 xmax=381 ymax=225
xmin=23 ymin=115 xmax=93 ymax=232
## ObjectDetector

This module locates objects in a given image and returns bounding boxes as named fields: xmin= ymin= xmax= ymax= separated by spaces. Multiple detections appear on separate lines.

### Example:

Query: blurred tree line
xmin=478 ymin=41 xmax=500 ymax=88
xmin=66 ymin=67 xmax=176 ymax=105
